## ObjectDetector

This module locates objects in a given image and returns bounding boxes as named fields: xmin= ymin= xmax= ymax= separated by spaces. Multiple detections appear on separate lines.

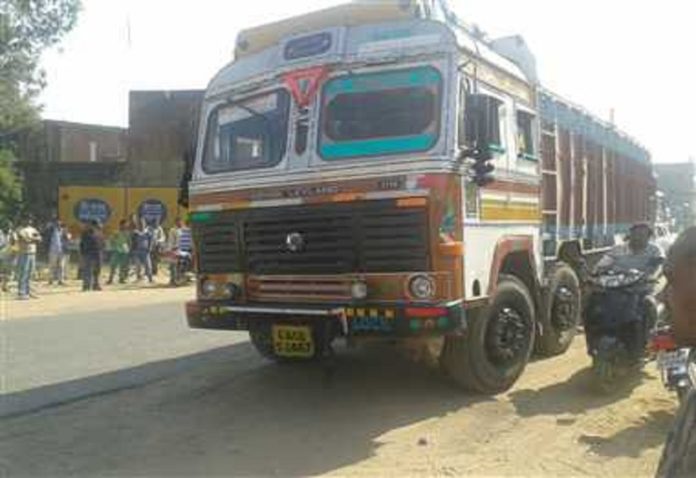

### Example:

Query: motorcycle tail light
xmin=651 ymin=333 xmax=678 ymax=351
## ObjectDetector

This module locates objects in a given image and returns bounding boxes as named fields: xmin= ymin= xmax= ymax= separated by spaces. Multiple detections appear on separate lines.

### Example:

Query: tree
xmin=0 ymin=149 xmax=22 ymax=223
xmin=0 ymin=0 xmax=81 ymax=223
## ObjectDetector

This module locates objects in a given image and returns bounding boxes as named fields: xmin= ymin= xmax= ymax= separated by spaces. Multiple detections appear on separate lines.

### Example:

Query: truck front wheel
xmin=441 ymin=275 xmax=536 ymax=394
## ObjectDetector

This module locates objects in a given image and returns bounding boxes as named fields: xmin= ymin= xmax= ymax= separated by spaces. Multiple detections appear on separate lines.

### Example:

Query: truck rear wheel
xmin=441 ymin=275 xmax=535 ymax=394
xmin=536 ymin=263 xmax=581 ymax=356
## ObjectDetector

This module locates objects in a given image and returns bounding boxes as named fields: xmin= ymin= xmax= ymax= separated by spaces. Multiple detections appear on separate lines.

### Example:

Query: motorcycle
xmin=584 ymin=267 xmax=657 ymax=393
xmin=650 ymin=322 xmax=696 ymax=402
xmin=163 ymin=249 xmax=193 ymax=286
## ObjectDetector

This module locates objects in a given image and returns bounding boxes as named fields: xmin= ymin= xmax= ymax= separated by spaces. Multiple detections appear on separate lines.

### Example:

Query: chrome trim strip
xmin=219 ymin=305 xmax=345 ymax=316
xmin=191 ymin=189 xmax=431 ymax=212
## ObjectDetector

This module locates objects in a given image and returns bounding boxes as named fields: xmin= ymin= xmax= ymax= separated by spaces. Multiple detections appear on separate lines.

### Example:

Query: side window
xmin=516 ymin=110 xmax=537 ymax=160
xmin=494 ymin=103 xmax=508 ymax=155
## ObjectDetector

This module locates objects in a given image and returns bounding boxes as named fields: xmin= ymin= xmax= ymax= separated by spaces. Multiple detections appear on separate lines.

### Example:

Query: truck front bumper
xmin=186 ymin=301 xmax=465 ymax=337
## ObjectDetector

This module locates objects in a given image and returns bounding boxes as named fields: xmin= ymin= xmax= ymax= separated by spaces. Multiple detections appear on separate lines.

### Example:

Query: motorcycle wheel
xmin=677 ymin=386 xmax=690 ymax=403
xmin=592 ymin=357 xmax=617 ymax=394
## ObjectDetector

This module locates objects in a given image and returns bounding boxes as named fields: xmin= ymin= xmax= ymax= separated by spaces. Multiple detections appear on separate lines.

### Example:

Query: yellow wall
xmin=59 ymin=186 xmax=186 ymax=236
xmin=126 ymin=188 xmax=184 ymax=230
xmin=59 ymin=186 xmax=126 ymax=236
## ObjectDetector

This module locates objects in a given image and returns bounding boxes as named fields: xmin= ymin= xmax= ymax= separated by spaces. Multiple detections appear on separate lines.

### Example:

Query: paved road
xmin=0 ymin=290 xmax=678 ymax=477
xmin=1 ymin=288 xmax=241 ymax=417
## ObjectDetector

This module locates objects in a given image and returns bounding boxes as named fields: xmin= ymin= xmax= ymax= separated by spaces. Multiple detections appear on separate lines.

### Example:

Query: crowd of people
xmin=0 ymin=215 xmax=192 ymax=299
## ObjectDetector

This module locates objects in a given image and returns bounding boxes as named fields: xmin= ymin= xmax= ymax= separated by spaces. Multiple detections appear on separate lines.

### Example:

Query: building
xmin=126 ymin=90 xmax=203 ymax=187
xmin=654 ymin=162 xmax=696 ymax=231
xmin=15 ymin=90 xmax=203 ymax=223
xmin=15 ymin=120 xmax=128 ymax=222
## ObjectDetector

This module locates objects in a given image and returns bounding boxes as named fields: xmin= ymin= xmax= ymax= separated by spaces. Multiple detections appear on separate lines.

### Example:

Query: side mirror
xmin=178 ymin=145 xmax=195 ymax=208
xmin=461 ymin=94 xmax=502 ymax=157
xmin=459 ymin=94 xmax=502 ymax=186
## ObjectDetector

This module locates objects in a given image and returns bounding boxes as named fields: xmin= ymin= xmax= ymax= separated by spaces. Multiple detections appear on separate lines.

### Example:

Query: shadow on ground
xmin=0 ymin=342 xmax=488 ymax=477
xmin=509 ymin=366 xmax=652 ymax=417
xmin=0 ymin=344 xmax=241 ymax=418
xmin=578 ymin=410 xmax=674 ymax=458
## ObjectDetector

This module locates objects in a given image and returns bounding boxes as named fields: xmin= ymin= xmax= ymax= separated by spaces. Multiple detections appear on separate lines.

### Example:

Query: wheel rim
xmin=485 ymin=306 xmax=530 ymax=367
xmin=551 ymin=286 xmax=577 ymax=332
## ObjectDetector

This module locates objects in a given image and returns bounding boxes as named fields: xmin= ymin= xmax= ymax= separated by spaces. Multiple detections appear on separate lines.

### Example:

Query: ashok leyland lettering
xmin=184 ymin=1 xmax=654 ymax=394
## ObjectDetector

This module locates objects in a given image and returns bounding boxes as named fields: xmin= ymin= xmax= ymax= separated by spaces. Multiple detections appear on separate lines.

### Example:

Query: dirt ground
xmin=0 ymin=297 xmax=679 ymax=478
xmin=326 ymin=341 xmax=678 ymax=477
xmin=0 ymin=281 xmax=680 ymax=476
xmin=1 ymin=278 xmax=194 ymax=321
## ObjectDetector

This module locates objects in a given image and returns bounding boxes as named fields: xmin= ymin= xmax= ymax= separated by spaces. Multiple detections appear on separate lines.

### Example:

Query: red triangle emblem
xmin=284 ymin=66 xmax=329 ymax=107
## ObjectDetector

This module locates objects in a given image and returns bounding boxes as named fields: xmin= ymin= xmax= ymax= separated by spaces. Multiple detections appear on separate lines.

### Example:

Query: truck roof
xmin=234 ymin=1 xmax=418 ymax=58
xmin=208 ymin=0 xmax=650 ymax=163
xmin=208 ymin=2 xmax=528 ymax=99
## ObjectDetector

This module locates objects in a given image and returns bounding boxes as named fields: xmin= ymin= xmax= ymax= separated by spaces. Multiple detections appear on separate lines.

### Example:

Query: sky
xmin=39 ymin=0 xmax=696 ymax=163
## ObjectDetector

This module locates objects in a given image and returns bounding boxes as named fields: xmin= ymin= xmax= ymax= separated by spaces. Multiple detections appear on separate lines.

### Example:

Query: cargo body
xmin=184 ymin=1 xmax=653 ymax=393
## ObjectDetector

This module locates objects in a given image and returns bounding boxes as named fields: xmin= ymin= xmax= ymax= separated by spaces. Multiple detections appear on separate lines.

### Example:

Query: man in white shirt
xmin=16 ymin=216 xmax=42 ymax=300
xmin=47 ymin=220 xmax=71 ymax=286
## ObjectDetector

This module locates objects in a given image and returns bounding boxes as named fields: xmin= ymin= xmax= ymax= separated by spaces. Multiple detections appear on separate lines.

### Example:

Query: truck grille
xmin=194 ymin=199 xmax=429 ymax=275
xmin=194 ymin=213 xmax=240 ymax=274
xmin=247 ymin=276 xmax=353 ymax=302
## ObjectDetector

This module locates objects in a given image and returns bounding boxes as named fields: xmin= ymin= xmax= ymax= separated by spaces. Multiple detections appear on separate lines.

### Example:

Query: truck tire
xmin=441 ymin=274 xmax=536 ymax=394
xmin=536 ymin=263 xmax=581 ymax=356
xmin=249 ymin=325 xmax=281 ymax=361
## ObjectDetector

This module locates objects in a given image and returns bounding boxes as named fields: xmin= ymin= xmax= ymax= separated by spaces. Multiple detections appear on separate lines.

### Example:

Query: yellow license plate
xmin=272 ymin=325 xmax=315 ymax=358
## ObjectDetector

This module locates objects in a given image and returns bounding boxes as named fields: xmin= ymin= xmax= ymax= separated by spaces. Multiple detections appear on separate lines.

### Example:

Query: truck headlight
xmin=200 ymin=279 xmax=218 ymax=298
xmin=226 ymin=283 xmax=240 ymax=300
xmin=200 ymin=279 xmax=238 ymax=299
xmin=409 ymin=275 xmax=436 ymax=300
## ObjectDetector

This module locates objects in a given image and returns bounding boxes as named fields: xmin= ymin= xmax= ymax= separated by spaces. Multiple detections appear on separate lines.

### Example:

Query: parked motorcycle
xmin=584 ymin=267 xmax=657 ymax=393
xmin=163 ymin=249 xmax=193 ymax=286
xmin=651 ymin=325 xmax=696 ymax=402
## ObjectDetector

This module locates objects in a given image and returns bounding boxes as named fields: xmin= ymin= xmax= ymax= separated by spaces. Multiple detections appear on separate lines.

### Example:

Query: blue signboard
xmin=138 ymin=199 xmax=168 ymax=225
xmin=284 ymin=32 xmax=332 ymax=61
xmin=73 ymin=198 xmax=112 ymax=225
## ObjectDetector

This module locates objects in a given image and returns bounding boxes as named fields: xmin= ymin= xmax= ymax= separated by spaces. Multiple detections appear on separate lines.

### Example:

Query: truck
xmin=183 ymin=0 xmax=655 ymax=394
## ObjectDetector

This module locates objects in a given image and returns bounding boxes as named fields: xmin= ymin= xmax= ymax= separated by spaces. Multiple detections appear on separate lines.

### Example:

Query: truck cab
xmin=185 ymin=1 xmax=652 ymax=394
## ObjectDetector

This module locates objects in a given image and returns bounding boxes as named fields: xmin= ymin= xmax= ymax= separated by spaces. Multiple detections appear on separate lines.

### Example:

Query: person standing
xmin=46 ymin=220 xmax=71 ymax=286
xmin=79 ymin=220 xmax=105 ymax=291
xmin=15 ymin=217 xmax=42 ymax=300
xmin=132 ymin=218 xmax=154 ymax=283
xmin=106 ymin=220 xmax=131 ymax=285
xmin=149 ymin=220 xmax=166 ymax=277
xmin=2 ymin=222 xmax=18 ymax=292
xmin=657 ymin=226 xmax=696 ymax=477
xmin=0 ymin=223 xmax=10 ymax=293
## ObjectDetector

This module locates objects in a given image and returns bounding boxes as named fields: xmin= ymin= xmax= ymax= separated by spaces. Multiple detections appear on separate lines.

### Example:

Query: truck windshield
xmin=319 ymin=66 xmax=441 ymax=160
xmin=203 ymin=90 xmax=290 ymax=173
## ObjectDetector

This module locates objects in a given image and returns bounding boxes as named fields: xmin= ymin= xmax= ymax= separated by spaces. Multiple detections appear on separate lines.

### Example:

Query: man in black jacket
xmin=657 ymin=226 xmax=696 ymax=477
xmin=80 ymin=220 xmax=104 ymax=291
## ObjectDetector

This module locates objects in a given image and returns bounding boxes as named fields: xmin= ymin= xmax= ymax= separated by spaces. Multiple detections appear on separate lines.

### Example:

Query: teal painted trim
xmin=325 ymin=67 xmax=441 ymax=96
xmin=488 ymin=144 xmax=506 ymax=155
xmin=321 ymin=135 xmax=436 ymax=160
xmin=519 ymin=152 xmax=539 ymax=162
xmin=189 ymin=211 xmax=216 ymax=224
